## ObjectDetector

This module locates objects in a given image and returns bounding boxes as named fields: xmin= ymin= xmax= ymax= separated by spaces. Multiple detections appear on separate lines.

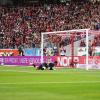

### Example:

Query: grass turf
xmin=0 ymin=66 xmax=100 ymax=100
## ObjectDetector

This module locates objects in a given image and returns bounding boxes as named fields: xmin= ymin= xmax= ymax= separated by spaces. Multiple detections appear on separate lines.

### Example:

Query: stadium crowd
xmin=0 ymin=1 xmax=100 ymax=49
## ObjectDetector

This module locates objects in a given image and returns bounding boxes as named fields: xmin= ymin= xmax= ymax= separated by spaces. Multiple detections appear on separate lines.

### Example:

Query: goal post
xmin=41 ymin=29 xmax=100 ymax=70
xmin=86 ymin=29 xmax=89 ymax=70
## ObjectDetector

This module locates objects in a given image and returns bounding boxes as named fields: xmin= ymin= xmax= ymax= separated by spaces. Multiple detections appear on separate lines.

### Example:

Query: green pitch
xmin=0 ymin=66 xmax=100 ymax=100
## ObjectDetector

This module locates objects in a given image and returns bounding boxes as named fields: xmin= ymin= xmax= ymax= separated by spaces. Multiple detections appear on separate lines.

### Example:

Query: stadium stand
xmin=0 ymin=1 xmax=100 ymax=51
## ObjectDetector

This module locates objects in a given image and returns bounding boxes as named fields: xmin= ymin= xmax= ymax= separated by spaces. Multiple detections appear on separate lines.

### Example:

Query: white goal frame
xmin=41 ymin=29 xmax=90 ymax=70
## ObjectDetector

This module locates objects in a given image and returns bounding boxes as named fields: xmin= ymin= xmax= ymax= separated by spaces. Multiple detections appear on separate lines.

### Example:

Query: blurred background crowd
xmin=0 ymin=0 xmax=100 ymax=55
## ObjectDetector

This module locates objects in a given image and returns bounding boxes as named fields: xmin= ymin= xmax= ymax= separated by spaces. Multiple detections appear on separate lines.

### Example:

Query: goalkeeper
xmin=48 ymin=61 xmax=57 ymax=70
xmin=33 ymin=61 xmax=57 ymax=70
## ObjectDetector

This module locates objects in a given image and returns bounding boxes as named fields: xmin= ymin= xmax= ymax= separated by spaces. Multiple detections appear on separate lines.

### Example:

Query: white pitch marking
xmin=0 ymin=70 xmax=34 ymax=74
xmin=0 ymin=70 xmax=100 ymax=74
xmin=0 ymin=81 xmax=100 ymax=85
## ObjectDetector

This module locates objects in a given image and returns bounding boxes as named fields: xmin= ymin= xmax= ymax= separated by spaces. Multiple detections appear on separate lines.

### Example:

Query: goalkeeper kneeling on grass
xmin=33 ymin=62 xmax=48 ymax=70
xmin=48 ymin=61 xmax=57 ymax=70
xmin=33 ymin=61 xmax=57 ymax=70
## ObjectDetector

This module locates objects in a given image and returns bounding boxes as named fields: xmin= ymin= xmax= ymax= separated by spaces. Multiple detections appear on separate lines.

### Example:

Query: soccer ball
xmin=43 ymin=66 xmax=46 ymax=70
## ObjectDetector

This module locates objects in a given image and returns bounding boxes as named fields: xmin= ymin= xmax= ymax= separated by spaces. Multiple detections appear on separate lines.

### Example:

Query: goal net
xmin=41 ymin=29 xmax=100 ymax=70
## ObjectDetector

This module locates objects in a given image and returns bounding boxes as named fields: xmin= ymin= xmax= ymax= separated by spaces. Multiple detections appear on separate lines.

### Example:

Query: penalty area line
xmin=0 ymin=81 xmax=100 ymax=85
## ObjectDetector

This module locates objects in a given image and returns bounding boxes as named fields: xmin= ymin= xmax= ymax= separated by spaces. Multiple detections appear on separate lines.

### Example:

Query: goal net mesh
xmin=41 ymin=29 xmax=100 ymax=69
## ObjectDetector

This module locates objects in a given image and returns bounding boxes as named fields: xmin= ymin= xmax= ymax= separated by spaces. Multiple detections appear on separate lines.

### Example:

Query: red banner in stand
xmin=0 ymin=49 xmax=19 ymax=56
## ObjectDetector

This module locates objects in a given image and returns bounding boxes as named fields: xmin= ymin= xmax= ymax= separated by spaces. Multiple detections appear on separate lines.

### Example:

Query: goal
xmin=41 ymin=29 xmax=100 ymax=70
